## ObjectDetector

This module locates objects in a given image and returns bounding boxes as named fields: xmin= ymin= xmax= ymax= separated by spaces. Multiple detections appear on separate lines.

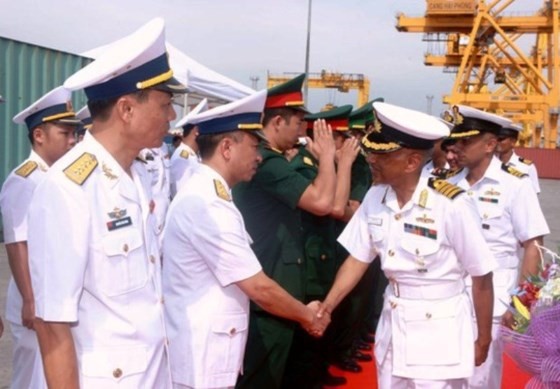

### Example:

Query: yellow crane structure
xmin=267 ymin=71 xmax=370 ymax=108
xmin=397 ymin=0 xmax=560 ymax=148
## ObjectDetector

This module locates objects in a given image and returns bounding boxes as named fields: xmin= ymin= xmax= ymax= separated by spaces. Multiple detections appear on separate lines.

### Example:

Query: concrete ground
xmin=0 ymin=179 xmax=559 ymax=387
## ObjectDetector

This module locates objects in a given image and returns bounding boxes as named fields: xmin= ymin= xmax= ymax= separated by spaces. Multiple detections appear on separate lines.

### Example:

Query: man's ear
xmin=114 ymin=96 xmax=135 ymax=123
xmin=220 ymin=136 xmax=235 ymax=161
xmin=404 ymin=151 xmax=423 ymax=173
xmin=32 ymin=125 xmax=47 ymax=145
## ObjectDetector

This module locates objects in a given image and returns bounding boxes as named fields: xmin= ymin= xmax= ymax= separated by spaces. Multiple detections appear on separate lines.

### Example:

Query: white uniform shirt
xmin=141 ymin=143 xmax=171 ymax=245
xmin=506 ymin=151 xmax=540 ymax=193
xmin=28 ymin=132 xmax=170 ymax=388
xmin=453 ymin=156 xmax=549 ymax=316
xmin=163 ymin=164 xmax=262 ymax=388
xmin=169 ymin=142 xmax=200 ymax=197
xmin=0 ymin=151 xmax=48 ymax=323
xmin=338 ymin=175 xmax=496 ymax=380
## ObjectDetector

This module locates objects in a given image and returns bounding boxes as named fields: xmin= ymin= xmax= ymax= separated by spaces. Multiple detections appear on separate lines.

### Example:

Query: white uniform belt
xmin=389 ymin=279 xmax=465 ymax=300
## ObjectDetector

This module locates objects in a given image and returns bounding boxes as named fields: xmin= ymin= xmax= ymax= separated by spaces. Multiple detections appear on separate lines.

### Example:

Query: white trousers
xmin=377 ymin=345 xmax=468 ymax=389
xmin=9 ymin=320 xmax=47 ymax=389
xmin=468 ymin=322 xmax=503 ymax=389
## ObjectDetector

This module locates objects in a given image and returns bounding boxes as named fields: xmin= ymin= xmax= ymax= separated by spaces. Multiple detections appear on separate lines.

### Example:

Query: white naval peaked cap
xmin=175 ymin=98 xmax=209 ymax=129
xmin=362 ymin=102 xmax=450 ymax=153
xmin=450 ymin=105 xmax=512 ymax=139
xmin=13 ymin=85 xmax=82 ymax=131
xmin=189 ymin=90 xmax=267 ymax=136
xmin=64 ymin=17 xmax=187 ymax=101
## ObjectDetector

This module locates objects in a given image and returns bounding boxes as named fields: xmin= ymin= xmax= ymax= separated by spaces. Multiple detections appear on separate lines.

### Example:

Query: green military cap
xmin=304 ymin=104 xmax=353 ymax=132
xmin=349 ymin=97 xmax=384 ymax=131
xmin=266 ymin=73 xmax=307 ymax=112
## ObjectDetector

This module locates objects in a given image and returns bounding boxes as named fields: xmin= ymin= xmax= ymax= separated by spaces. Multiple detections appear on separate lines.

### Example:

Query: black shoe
xmin=333 ymin=357 xmax=363 ymax=373
xmin=321 ymin=371 xmax=347 ymax=387
xmin=361 ymin=333 xmax=375 ymax=343
xmin=352 ymin=350 xmax=373 ymax=362
xmin=356 ymin=340 xmax=372 ymax=351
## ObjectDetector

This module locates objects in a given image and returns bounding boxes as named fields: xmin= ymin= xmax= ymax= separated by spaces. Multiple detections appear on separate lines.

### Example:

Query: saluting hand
xmin=308 ymin=119 xmax=335 ymax=162
xmin=335 ymin=137 xmax=360 ymax=166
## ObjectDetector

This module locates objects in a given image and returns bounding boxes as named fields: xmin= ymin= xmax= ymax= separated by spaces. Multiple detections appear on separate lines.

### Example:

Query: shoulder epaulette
xmin=64 ymin=152 xmax=98 ymax=185
xmin=15 ymin=161 xmax=38 ymax=178
xmin=180 ymin=150 xmax=190 ymax=159
xmin=214 ymin=179 xmax=231 ymax=201
xmin=428 ymin=177 xmax=465 ymax=200
xmin=502 ymin=163 xmax=528 ymax=178
xmin=518 ymin=157 xmax=533 ymax=166
xmin=431 ymin=167 xmax=463 ymax=180
xmin=303 ymin=156 xmax=315 ymax=167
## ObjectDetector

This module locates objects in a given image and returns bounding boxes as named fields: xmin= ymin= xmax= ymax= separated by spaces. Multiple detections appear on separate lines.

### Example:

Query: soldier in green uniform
xmin=234 ymin=74 xmax=337 ymax=389
xmin=289 ymin=105 xmax=359 ymax=387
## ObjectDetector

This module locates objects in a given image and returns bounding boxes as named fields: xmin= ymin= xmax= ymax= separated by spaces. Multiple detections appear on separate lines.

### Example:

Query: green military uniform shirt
xmin=290 ymin=147 xmax=337 ymax=297
xmin=233 ymin=146 xmax=310 ymax=302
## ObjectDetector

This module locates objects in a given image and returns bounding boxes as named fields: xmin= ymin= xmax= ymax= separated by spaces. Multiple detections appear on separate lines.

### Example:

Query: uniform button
xmin=388 ymin=250 xmax=395 ymax=257
xmin=483 ymin=213 xmax=488 ymax=220
xmin=113 ymin=368 xmax=123 ymax=378
xmin=320 ymin=254 xmax=327 ymax=261
xmin=230 ymin=328 xmax=236 ymax=336
xmin=123 ymin=244 xmax=129 ymax=253
xmin=297 ymin=258 xmax=302 ymax=265
xmin=394 ymin=214 xmax=401 ymax=221
xmin=390 ymin=301 xmax=397 ymax=309
xmin=425 ymin=313 xmax=432 ymax=319
xmin=150 ymin=255 xmax=156 ymax=264
xmin=467 ymin=191 xmax=473 ymax=196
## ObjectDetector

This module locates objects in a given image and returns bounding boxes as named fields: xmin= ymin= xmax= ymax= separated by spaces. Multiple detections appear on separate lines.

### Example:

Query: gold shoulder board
xmin=180 ymin=150 xmax=190 ymax=159
xmin=518 ymin=157 xmax=533 ymax=166
xmin=501 ymin=164 xmax=528 ymax=178
xmin=303 ymin=156 xmax=314 ymax=167
xmin=428 ymin=178 xmax=465 ymax=200
xmin=15 ymin=160 xmax=38 ymax=178
xmin=214 ymin=179 xmax=231 ymax=201
xmin=64 ymin=152 xmax=98 ymax=185
xmin=444 ymin=167 xmax=464 ymax=179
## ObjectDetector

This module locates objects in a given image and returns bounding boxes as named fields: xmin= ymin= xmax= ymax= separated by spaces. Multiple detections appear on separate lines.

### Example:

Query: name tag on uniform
xmin=107 ymin=217 xmax=133 ymax=231
xmin=369 ymin=217 xmax=383 ymax=226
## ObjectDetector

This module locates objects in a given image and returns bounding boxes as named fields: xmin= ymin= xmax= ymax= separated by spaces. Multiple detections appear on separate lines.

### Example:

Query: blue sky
xmin=0 ymin=0 xmax=538 ymax=113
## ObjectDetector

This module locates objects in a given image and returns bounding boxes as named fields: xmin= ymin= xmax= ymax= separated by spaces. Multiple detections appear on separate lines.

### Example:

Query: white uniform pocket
xmin=80 ymin=345 xmax=148 ymax=381
xmin=100 ymin=230 xmax=148 ymax=296
xmin=207 ymin=314 xmax=249 ymax=376
xmin=403 ymin=301 xmax=461 ymax=365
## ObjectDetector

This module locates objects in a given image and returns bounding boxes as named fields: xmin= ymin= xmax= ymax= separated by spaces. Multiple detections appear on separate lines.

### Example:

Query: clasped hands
xmin=302 ymin=300 xmax=332 ymax=338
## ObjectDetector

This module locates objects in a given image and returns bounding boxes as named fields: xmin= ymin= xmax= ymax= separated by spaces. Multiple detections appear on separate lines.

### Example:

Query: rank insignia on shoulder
xmin=214 ymin=179 xmax=231 ymax=201
xmin=303 ymin=156 xmax=315 ymax=167
xmin=432 ymin=167 xmax=463 ymax=180
xmin=64 ymin=153 xmax=98 ymax=185
xmin=427 ymin=178 xmax=465 ymax=200
xmin=518 ymin=157 xmax=533 ymax=165
xmin=502 ymin=164 xmax=528 ymax=178
xmin=180 ymin=150 xmax=190 ymax=159
xmin=15 ymin=160 xmax=38 ymax=178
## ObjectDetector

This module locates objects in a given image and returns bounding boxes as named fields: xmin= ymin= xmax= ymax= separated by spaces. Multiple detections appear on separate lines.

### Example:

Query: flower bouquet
xmin=500 ymin=244 xmax=560 ymax=389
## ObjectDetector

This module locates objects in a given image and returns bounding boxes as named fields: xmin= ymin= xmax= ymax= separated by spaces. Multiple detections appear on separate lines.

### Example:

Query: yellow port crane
xmin=267 ymin=71 xmax=370 ymax=108
xmin=396 ymin=0 xmax=560 ymax=148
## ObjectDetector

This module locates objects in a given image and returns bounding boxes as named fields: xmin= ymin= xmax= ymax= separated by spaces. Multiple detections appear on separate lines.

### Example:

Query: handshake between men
xmin=304 ymin=300 xmax=331 ymax=337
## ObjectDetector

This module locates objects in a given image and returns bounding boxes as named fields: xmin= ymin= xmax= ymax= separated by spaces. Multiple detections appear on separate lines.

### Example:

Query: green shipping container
xmin=0 ymin=36 xmax=92 ymax=240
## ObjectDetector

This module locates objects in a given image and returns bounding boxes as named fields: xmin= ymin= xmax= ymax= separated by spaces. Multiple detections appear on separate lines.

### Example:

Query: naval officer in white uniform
xmin=27 ymin=18 xmax=188 ymax=388
xmin=318 ymin=102 xmax=496 ymax=389
xmin=1 ymin=86 xmax=80 ymax=389
xmin=162 ymin=90 xmax=329 ymax=389
xmin=447 ymin=105 xmax=549 ymax=389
